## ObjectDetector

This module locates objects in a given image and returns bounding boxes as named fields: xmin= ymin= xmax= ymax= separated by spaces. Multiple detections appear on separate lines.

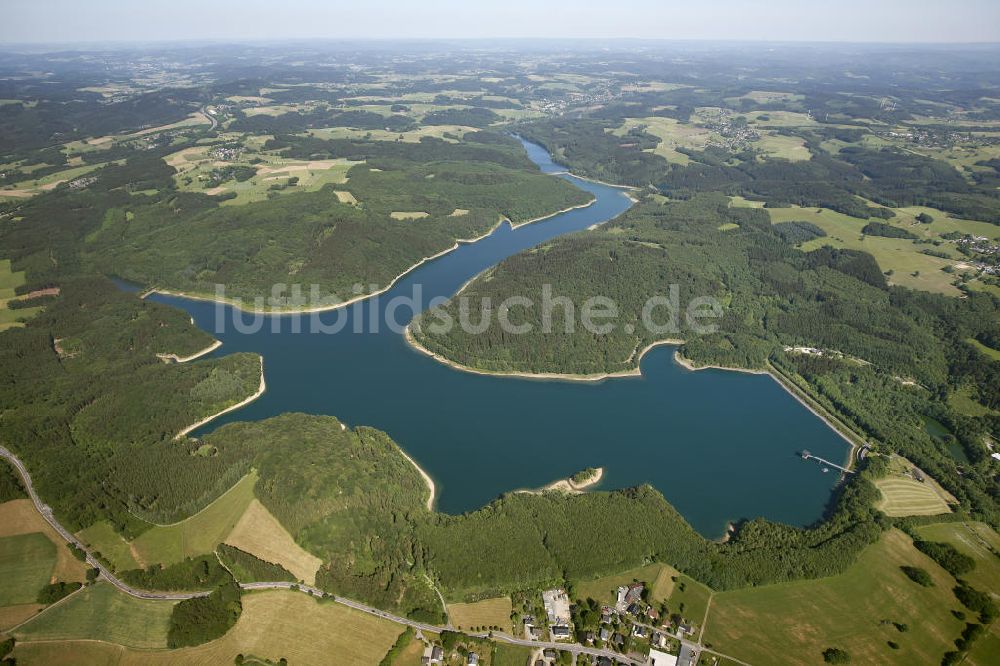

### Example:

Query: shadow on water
xmin=146 ymin=138 xmax=850 ymax=539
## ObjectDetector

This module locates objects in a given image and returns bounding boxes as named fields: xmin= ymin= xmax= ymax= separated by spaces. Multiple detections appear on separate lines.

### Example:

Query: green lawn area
xmin=915 ymin=521 xmax=1000 ymax=594
xmin=967 ymin=622 xmax=1000 ymax=666
xmin=968 ymin=337 xmax=1000 ymax=361
xmin=492 ymin=643 xmax=534 ymax=666
xmin=704 ymin=530 xmax=965 ymax=666
xmin=0 ymin=259 xmax=43 ymax=331
xmin=447 ymin=596 xmax=513 ymax=633
xmin=76 ymin=521 xmax=139 ymax=572
xmin=130 ymin=471 xmax=257 ymax=566
xmin=572 ymin=562 xmax=678 ymax=605
xmin=14 ymin=581 xmax=176 ymax=648
xmin=0 ymin=533 xmax=56 ymax=605
xmin=755 ymin=132 xmax=811 ymax=161
xmin=667 ymin=574 xmax=713 ymax=631
xmin=949 ymin=385 xmax=999 ymax=417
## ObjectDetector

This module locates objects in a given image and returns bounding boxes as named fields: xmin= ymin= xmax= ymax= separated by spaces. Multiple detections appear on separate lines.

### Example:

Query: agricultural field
xmin=572 ymin=562 xmax=678 ymax=605
xmin=12 ymin=590 xmax=405 ymax=665
xmin=0 ymin=161 xmax=108 ymax=199
xmin=611 ymin=116 xmax=716 ymax=165
xmin=875 ymin=455 xmax=955 ymax=517
xmin=703 ymin=530 xmax=966 ymax=666
xmin=306 ymin=124 xmax=475 ymax=143
xmin=13 ymin=582 xmax=176 ymax=648
xmin=0 ymin=533 xmax=56 ymax=606
xmin=447 ymin=596 xmax=513 ymax=632
xmin=0 ymin=603 xmax=44 ymax=633
xmin=753 ymin=132 xmax=810 ymax=161
xmin=915 ymin=521 xmax=1000 ymax=594
xmin=0 ymin=499 xmax=88 ymax=583
xmin=223 ymin=498 xmax=322 ymax=585
xmin=129 ymin=471 xmax=258 ymax=566
xmin=165 ymin=141 xmax=357 ymax=206
xmin=765 ymin=206 xmax=970 ymax=295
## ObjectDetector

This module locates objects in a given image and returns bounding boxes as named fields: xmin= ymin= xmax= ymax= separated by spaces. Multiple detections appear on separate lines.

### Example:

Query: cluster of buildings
xmin=420 ymin=643 xmax=480 ymax=666
xmin=209 ymin=143 xmax=243 ymax=162
xmin=521 ymin=584 xmax=698 ymax=666
xmin=697 ymin=108 xmax=761 ymax=153
xmin=953 ymin=235 xmax=1000 ymax=275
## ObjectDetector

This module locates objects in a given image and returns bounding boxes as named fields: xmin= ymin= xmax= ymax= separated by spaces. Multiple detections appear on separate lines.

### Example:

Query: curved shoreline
xmin=514 ymin=467 xmax=605 ymax=496
xmin=174 ymin=355 xmax=266 ymax=440
xmin=139 ymin=198 xmax=598 ymax=316
xmin=404 ymin=329 xmax=684 ymax=383
xmin=406 ymin=326 xmax=858 ymax=470
xmin=156 ymin=339 xmax=222 ymax=363
xmin=397 ymin=447 xmax=436 ymax=511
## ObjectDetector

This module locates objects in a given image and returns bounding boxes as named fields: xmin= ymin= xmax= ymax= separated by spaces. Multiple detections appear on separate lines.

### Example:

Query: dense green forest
xmin=216 ymin=544 xmax=296 ymax=584
xmin=0 ymin=278 xmax=262 ymax=532
xmin=167 ymin=580 xmax=243 ymax=649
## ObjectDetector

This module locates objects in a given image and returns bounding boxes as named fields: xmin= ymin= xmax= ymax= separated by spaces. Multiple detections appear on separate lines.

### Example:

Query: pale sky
xmin=2 ymin=0 xmax=999 ymax=45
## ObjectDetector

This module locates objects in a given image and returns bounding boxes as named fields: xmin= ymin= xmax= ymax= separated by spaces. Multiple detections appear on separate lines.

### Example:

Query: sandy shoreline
xmin=139 ymin=198 xmax=598 ymax=316
xmin=175 ymin=355 xmax=266 ymax=440
xmin=671 ymin=350 xmax=768 ymax=375
xmin=157 ymin=339 xmax=222 ymax=363
xmin=404 ymin=329 xmax=685 ymax=383
xmin=397 ymin=447 xmax=436 ymax=511
xmin=517 ymin=467 xmax=605 ymax=496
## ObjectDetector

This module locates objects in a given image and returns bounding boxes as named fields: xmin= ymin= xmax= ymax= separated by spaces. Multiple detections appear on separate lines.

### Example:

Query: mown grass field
xmin=703 ymin=530 xmax=965 ymax=666
xmin=0 ymin=533 xmax=56 ymax=606
xmin=572 ymin=562 xmax=678 ymax=605
xmin=13 ymin=582 xmax=176 ymax=648
xmin=447 ymin=596 xmax=513 ymax=632
xmin=14 ymin=590 xmax=404 ymax=665
xmin=915 ymin=521 xmax=1000 ymax=594
xmin=130 ymin=471 xmax=258 ymax=566
xmin=876 ymin=478 xmax=952 ymax=517
xmin=223 ymin=498 xmax=322 ymax=584
xmin=0 ymin=499 xmax=88 ymax=583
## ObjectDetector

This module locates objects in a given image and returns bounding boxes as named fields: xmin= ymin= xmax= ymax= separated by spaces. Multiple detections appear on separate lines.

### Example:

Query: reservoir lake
xmin=150 ymin=138 xmax=851 ymax=539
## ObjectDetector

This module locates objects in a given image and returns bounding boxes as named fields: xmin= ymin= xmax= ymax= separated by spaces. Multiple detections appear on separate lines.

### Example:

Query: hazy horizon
xmin=3 ymin=0 xmax=999 ymax=45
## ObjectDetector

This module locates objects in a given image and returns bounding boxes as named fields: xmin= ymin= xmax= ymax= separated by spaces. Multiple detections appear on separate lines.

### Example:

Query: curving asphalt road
xmin=0 ymin=445 xmax=650 ymax=664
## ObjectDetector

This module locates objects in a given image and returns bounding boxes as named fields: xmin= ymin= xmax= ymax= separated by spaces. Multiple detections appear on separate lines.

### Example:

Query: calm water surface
xmin=150 ymin=139 xmax=849 ymax=538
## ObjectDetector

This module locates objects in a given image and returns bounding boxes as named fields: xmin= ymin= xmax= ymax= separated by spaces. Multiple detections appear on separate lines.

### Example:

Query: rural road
xmin=0 ymin=446 xmax=651 ymax=664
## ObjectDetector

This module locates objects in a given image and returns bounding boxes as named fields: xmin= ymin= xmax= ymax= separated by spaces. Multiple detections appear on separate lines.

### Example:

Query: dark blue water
xmin=149 ymin=138 xmax=849 ymax=539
